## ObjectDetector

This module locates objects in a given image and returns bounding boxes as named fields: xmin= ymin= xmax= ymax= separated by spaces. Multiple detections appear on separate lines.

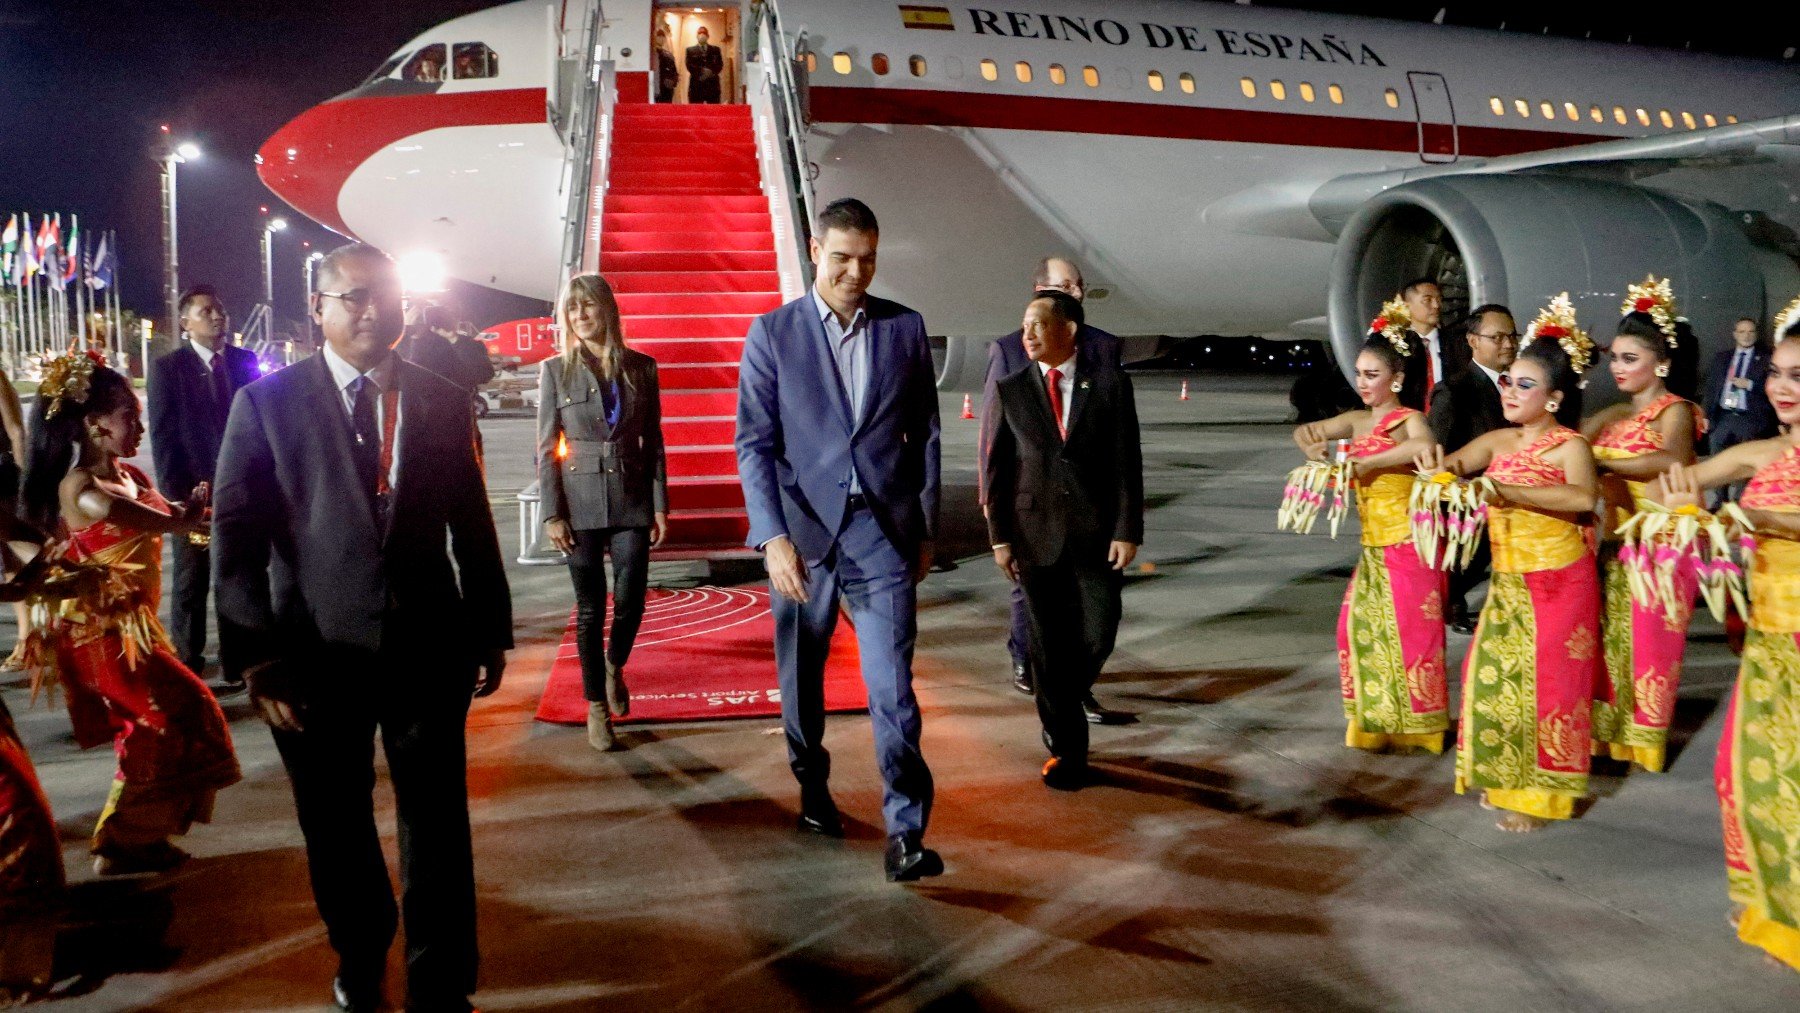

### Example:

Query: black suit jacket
xmin=1414 ymin=327 xmax=1469 ymax=385
xmin=1427 ymin=366 xmax=1505 ymax=452
xmin=149 ymin=342 xmax=262 ymax=501
xmin=984 ymin=361 xmax=1144 ymax=568
xmin=686 ymin=43 xmax=723 ymax=101
xmin=212 ymin=353 xmax=513 ymax=684
xmin=1703 ymin=344 xmax=1777 ymax=434
xmin=978 ymin=323 xmax=1121 ymax=505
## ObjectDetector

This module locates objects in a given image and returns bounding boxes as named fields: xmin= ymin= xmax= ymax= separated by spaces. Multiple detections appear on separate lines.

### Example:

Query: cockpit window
xmin=403 ymin=44 xmax=448 ymax=83
xmin=453 ymin=42 xmax=499 ymax=80
xmin=364 ymin=52 xmax=408 ymax=85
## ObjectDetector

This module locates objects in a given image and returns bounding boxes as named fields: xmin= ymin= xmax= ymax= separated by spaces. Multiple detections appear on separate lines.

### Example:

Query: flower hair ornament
xmin=1778 ymin=292 xmax=1800 ymax=341
xmin=1622 ymin=274 xmax=1680 ymax=347
xmin=37 ymin=348 xmax=106 ymax=421
xmin=1368 ymin=295 xmax=1413 ymax=357
xmin=1521 ymin=292 xmax=1595 ymax=387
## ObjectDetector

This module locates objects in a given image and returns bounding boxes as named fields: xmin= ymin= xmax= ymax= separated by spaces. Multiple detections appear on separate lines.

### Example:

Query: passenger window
xmin=403 ymin=44 xmax=447 ymax=83
xmin=832 ymin=53 xmax=852 ymax=75
xmin=1082 ymin=66 xmax=1099 ymax=87
xmin=1179 ymin=72 xmax=1195 ymax=94
xmin=871 ymin=53 xmax=890 ymax=76
xmin=1515 ymin=98 xmax=1530 ymax=117
xmin=1328 ymin=84 xmax=1344 ymax=104
xmin=1614 ymin=106 xmax=1627 ymax=125
xmin=1538 ymin=100 xmax=1554 ymax=118
xmin=1015 ymin=61 xmax=1032 ymax=83
xmin=1563 ymin=102 xmax=1578 ymax=121
xmin=1147 ymin=70 xmax=1164 ymax=92
xmin=1704 ymin=113 xmax=1718 ymax=127
xmin=1681 ymin=111 xmax=1696 ymax=129
xmin=908 ymin=55 xmax=926 ymax=77
xmin=1635 ymin=107 xmax=1650 ymax=126
xmin=1049 ymin=64 xmax=1066 ymax=85
xmin=1490 ymin=96 xmax=1504 ymax=116
xmin=452 ymin=42 xmax=498 ymax=79
xmin=1658 ymin=109 xmax=1673 ymax=128
xmin=1270 ymin=80 xmax=1287 ymax=101
xmin=979 ymin=58 xmax=997 ymax=82
xmin=1384 ymin=88 xmax=1399 ymax=108
xmin=1727 ymin=115 xmax=1739 ymax=123
xmin=1240 ymin=77 xmax=1256 ymax=99
xmin=1299 ymin=82 xmax=1315 ymax=102
xmin=1589 ymin=105 xmax=1603 ymax=123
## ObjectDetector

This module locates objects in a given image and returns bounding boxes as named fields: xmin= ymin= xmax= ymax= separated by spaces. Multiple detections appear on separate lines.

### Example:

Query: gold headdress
xmin=1622 ymin=274 xmax=1679 ymax=347
xmin=37 ymin=349 xmax=106 ymax=420
xmin=1778 ymin=293 xmax=1800 ymax=341
xmin=1521 ymin=292 xmax=1595 ymax=382
xmin=1367 ymin=295 xmax=1413 ymax=357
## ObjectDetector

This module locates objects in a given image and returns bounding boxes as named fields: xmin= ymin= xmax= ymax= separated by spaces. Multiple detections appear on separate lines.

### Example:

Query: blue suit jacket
xmin=735 ymin=293 xmax=942 ymax=564
xmin=978 ymin=323 xmax=1120 ymax=504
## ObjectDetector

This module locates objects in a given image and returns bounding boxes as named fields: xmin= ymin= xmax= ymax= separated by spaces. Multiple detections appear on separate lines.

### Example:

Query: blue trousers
xmin=773 ymin=505 xmax=933 ymax=837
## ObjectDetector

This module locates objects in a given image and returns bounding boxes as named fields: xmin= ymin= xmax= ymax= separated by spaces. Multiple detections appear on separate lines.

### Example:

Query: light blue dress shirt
xmin=812 ymin=288 xmax=870 ymax=494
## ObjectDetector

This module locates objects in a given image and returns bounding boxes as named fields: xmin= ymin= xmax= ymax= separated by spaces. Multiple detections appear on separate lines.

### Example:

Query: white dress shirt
xmin=1475 ymin=360 xmax=1501 ymax=387
xmin=1037 ymin=353 xmax=1076 ymax=432
xmin=322 ymin=342 xmax=402 ymax=489
xmin=188 ymin=337 xmax=218 ymax=369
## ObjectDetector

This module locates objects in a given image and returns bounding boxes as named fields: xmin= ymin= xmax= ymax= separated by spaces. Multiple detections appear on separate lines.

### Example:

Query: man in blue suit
xmin=978 ymin=257 xmax=1128 ymax=723
xmin=735 ymin=198 xmax=944 ymax=882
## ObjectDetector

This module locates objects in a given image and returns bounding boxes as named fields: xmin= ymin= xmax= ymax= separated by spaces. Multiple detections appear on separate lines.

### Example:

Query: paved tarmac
xmin=6 ymin=371 xmax=1800 ymax=1011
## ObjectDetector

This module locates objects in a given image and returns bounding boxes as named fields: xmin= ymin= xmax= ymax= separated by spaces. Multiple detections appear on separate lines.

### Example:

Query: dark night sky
xmin=3 ymin=1 xmax=1798 ymax=334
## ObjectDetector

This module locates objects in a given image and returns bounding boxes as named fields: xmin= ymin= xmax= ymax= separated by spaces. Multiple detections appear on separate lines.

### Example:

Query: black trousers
xmin=1018 ymin=553 xmax=1123 ymax=763
xmin=270 ymin=648 xmax=478 ymax=1006
xmin=168 ymin=537 xmax=210 ymax=671
xmin=569 ymin=526 xmax=650 ymax=701
xmin=1447 ymin=536 xmax=1492 ymax=617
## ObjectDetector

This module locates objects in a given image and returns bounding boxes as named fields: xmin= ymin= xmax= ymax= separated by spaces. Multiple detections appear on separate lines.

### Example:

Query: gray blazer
xmin=537 ymin=347 xmax=668 ymax=530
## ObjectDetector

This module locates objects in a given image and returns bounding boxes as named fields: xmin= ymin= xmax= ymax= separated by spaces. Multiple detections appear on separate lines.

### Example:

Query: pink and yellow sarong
xmin=1717 ymin=446 xmax=1800 ymax=970
xmin=1592 ymin=393 xmax=1701 ymax=771
xmin=1336 ymin=408 xmax=1449 ymax=753
xmin=1454 ymin=427 xmax=1599 ymax=820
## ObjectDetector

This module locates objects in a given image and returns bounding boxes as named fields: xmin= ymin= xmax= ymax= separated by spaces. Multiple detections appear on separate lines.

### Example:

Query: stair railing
xmin=555 ymin=0 xmax=613 ymax=283
xmin=751 ymin=0 xmax=816 ymax=298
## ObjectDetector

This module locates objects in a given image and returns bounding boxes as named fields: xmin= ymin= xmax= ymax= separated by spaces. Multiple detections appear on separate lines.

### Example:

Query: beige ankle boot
xmin=587 ymin=701 xmax=616 ymax=751
xmin=604 ymin=660 xmax=630 ymax=717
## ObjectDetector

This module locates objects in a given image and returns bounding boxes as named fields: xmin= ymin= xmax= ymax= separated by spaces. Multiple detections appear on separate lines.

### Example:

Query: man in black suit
xmin=1401 ymin=277 xmax=1465 ymax=393
xmin=685 ymin=26 xmax=724 ymax=104
xmin=1426 ymin=304 xmax=1517 ymax=633
xmin=655 ymin=27 xmax=679 ymax=103
xmin=1703 ymin=317 xmax=1779 ymax=506
xmin=149 ymin=285 xmax=263 ymax=683
xmin=978 ymin=257 xmax=1127 ymax=724
xmin=985 ymin=291 xmax=1144 ymax=790
xmin=213 ymin=243 xmax=512 ymax=1013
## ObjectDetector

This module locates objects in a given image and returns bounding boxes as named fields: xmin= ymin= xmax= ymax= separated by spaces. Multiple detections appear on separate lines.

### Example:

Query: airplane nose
xmin=257 ymin=98 xmax=368 ymax=238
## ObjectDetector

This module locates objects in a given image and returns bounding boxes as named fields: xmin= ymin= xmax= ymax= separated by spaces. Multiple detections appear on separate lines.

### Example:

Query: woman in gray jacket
xmin=538 ymin=274 xmax=668 ymax=750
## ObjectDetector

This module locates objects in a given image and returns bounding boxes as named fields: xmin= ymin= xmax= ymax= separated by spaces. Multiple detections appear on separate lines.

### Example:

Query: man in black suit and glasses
xmin=985 ymin=291 xmax=1144 ymax=790
xmin=1426 ymin=303 xmax=1517 ymax=633
xmin=149 ymin=285 xmax=262 ymax=683
xmin=212 ymin=243 xmax=512 ymax=1013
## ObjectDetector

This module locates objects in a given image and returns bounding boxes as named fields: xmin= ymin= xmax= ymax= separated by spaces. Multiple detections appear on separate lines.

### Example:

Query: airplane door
xmin=1407 ymin=71 xmax=1457 ymax=163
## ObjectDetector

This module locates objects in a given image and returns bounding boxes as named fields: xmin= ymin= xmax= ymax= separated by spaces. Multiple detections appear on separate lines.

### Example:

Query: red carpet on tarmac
xmin=534 ymin=586 xmax=868 ymax=725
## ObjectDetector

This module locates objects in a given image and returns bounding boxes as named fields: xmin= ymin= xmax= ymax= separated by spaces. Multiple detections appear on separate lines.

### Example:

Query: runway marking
xmin=554 ymin=586 xmax=773 ymax=658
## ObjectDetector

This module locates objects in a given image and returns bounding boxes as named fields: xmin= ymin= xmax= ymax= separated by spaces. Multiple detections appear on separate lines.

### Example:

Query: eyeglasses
xmin=1495 ymin=374 xmax=1539 ymax=391
xmin=1472 ymin=331 xmax=1520 ymax=344
xmin=316 ymin=287 xmax=400 ymax=311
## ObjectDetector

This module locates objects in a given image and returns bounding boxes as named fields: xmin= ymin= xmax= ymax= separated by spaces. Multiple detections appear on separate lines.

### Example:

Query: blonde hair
xmin=556 ymin=273 xmax=630 ymax=387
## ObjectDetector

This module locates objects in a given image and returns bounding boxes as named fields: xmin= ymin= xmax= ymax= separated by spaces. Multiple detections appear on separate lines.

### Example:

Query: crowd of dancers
xmin=1287 ymin=277 xmax=1800 ymax=972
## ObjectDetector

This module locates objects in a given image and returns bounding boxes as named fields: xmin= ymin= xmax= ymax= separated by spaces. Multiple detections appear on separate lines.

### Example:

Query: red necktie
xmin=1045 ymin=367 xmax=1067 ymax=440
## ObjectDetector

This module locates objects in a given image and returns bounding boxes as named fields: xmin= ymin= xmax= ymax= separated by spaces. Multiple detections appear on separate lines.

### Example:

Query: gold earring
xmin=1546 ymin=400 xmax=1560 ymax=412
xmin=1654 ymin=363 xmax=1670 ymax=377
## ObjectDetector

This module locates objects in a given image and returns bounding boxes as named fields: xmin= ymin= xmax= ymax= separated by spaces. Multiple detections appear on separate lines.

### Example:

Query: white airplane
xmin=258 ymin=0 xmax=1800 ymax=392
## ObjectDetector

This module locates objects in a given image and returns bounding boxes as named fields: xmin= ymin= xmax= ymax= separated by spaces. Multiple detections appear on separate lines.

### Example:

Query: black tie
xmin=210 ymin=355 xmax=232 ymax=424
xmin=349 ymin=376 xmax=381 ymax=504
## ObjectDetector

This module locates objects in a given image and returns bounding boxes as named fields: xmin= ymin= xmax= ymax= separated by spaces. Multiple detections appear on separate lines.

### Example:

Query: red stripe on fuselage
xmin=808 ymin=85 xmax=1628 ymax=157
xmin=258 ymin=87 xmax=547 ymax=236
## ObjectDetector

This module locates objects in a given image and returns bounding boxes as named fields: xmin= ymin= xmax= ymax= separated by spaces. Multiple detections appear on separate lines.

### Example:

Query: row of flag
xmin=1 ymin=213 xmax=117 ymax=292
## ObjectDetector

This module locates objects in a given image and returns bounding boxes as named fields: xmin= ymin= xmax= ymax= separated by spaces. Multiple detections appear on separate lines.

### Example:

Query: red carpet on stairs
xmin=606 ymin=102 xmax=784 ymax=554
xmin=533 ymin=587 xmax=868 ymax=725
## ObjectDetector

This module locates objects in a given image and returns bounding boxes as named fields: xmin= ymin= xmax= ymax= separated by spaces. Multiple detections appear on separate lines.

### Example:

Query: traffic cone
xmin=1179 ymin=380 xmax=1190 ymax=401
xmin=961 ymin=393 xmax=974 ymax=419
